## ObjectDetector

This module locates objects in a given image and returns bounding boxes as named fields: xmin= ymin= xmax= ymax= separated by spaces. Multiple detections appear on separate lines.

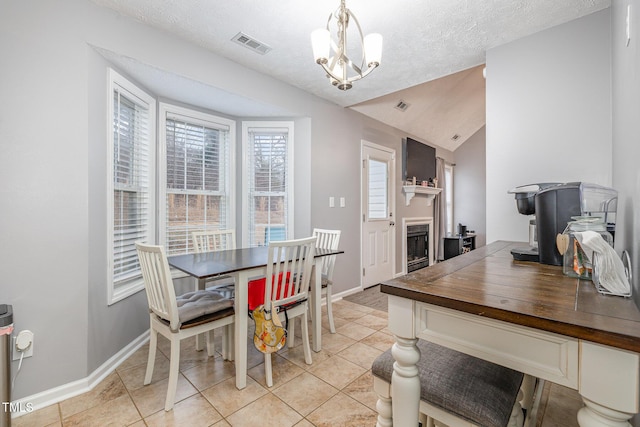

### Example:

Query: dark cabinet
xmin=443 ymin=234 xmax=476 ymax=260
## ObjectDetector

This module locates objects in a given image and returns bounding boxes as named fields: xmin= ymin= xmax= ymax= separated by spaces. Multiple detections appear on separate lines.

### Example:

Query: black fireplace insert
xmin=407 ymin=224 xmax=429 ymax=272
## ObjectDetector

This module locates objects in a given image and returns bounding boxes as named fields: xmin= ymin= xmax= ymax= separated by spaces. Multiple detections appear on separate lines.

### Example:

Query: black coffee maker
xmin=509 ymin=182 xmax=618 ymax=266
xmin=508 ymin=183 xmax=560 ymax=262
xmin=535 ymin=182 xmax=617 ymax=265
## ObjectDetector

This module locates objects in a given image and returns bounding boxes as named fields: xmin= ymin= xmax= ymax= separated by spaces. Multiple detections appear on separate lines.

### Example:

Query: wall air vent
xmin=451 ymin=134 xmax=460 ymax=141
xmin=231 ymin=32 xmax=272 ymax=55
xmin=394 ymin=100 xmax=410 ymax=112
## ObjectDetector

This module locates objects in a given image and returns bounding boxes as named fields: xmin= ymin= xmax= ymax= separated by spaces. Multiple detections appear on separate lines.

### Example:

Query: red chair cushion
xmin=248 ymin=272 xmax=293 ymax=311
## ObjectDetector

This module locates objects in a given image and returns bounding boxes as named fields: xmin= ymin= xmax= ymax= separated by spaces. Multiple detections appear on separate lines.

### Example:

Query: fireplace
xmin=406 ymin=224 xmax=429 ymax=272
xmin=402 ymin=217 xmax=434 ymax=274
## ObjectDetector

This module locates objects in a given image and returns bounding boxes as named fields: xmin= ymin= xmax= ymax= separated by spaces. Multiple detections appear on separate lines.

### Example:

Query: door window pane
xmin=368 ymin=159 xmax=388 ymax=219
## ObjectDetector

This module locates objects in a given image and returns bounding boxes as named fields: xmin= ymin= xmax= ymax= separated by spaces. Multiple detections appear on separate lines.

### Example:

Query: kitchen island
xmin=381 ymin=241 xmax=640 ymax=426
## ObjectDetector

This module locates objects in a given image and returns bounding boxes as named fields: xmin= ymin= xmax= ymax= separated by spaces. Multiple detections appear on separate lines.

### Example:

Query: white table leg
xmin=578 ymin=342 xmax=639 ymax=426
xmin=387 ymin=295 xmax=421 ymax=425
xmin=235 ymin=270 xmax=250 ymax=389
xmin=196 ymin=277 xmax=207 ymax=351
xmin=311 ymin=263 xmax=322 ymax=352
xmin=577 ymin=398 xmax=634 ymax=427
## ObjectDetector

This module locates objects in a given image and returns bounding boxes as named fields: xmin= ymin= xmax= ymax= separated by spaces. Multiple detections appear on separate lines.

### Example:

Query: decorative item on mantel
xmin=402 ymin=185 xmax=441 ymax=206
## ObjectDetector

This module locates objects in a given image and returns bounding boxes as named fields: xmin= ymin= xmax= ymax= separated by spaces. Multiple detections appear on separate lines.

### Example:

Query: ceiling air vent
xmin=394 ymin=100 xmax=410 ymax=112
xmin=231 ymin=32 xmax=272 ymax=55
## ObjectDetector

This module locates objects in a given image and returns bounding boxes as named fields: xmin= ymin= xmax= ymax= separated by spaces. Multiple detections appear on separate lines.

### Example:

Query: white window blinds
xmin=244 ymin=124 xmax=293 ymax=247
xmin=367 ymin=158 xmax=388 ymax=219
xmin=162 ymin=107 xmax=233 ymax=255
xmin=445 ymin=163 xmax=454 ymax=234
xmin=109 ymin=70 xmax=155 ymax=303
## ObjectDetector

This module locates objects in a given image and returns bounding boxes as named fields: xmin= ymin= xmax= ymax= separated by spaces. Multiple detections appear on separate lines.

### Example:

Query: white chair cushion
xmin=176 ymin=290 xmax=234 ymax=325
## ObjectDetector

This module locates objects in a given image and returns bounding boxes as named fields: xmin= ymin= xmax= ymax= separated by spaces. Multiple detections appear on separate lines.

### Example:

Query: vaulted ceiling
xmin=90 ymin=0 xmax=610 ymax=151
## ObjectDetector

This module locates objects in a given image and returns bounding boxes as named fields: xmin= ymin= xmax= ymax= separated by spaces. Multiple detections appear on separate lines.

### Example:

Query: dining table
xmin=167 ymin=245 xmax=344 ymax=390
xmin=381 ymin=241 xmax=640 ymax=427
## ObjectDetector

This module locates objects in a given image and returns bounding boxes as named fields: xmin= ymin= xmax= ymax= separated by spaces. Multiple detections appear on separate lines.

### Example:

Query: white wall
xmin=1 ymin=0 xmax=92 ymax=397
xmin=453 ymin=126 xmax=487 ymax=247
xmin=486 ymin=9 xmax=612 ymax=243
xmin=611 ymin=1 xmax=640 ymax=306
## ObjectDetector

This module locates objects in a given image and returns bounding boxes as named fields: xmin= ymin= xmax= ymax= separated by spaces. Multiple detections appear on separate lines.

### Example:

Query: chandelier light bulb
xmin=364 ymin=33 xmax=383 ymax=66
xmin=311 ymin=28 xmax=330 ymax=63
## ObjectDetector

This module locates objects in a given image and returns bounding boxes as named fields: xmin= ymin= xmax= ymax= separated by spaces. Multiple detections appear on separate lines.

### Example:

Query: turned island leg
xmin=387 ymin=295 xmax=421 ymax=426
xmin=578 ymin=342 xmax=639 ymax=427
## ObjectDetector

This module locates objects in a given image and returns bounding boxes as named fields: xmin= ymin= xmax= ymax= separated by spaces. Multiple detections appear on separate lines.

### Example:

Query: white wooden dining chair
xmin=312 ymin=228 xmax=341 ymax=333
xmin=136 ymin=242 xmax=235 ymax=411
xmin=191 ymin=229 xmax=236 ymax=297
xmin=192 ymin=229 xmax=236 ymax=253
xmin=252 ymin=236 xmax=316 ymax=387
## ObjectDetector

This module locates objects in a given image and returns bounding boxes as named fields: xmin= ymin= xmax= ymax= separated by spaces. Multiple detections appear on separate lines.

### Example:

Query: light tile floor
xmin=11 ymin=299 xmax=614 ymax=427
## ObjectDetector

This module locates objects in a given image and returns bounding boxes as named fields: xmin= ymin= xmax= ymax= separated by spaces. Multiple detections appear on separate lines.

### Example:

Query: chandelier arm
xmin=358 ymin=63 xmax=378 ymax=80
xmin=319 ymin=61 xmax=378 ymax=85
xmin=318 ymin=62 xmax=355 ymax=84
xmin=318 ymin=62 xmax=342 ymax=83
xmin=341 ymin=53 xmax=363 ymax=76
xmin=343 ymin=8 xmax=368 ymax=69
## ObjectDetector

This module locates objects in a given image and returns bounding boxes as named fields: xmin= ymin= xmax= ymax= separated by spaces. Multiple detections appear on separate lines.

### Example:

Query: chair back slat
xmin=136 ymin=243 xmax=180 ymax=330
xmin=264 ymin=236 xmax=316 ymax=312
xmin=312 ymin=229 xmax=341 ymax=278
xmin=192 ymin=229 xmax=236 ymax=253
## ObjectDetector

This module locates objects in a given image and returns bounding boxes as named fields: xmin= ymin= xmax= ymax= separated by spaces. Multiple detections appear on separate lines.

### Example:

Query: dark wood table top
xmin=381 ymin=241 xmax=640 ymax=353
xmin=168 ymin=247 xmax=344 ymax=280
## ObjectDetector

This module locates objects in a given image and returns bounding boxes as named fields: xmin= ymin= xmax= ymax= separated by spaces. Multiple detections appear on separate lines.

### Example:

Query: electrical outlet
xmin=12 ymin=330 xmax=34 ymax=360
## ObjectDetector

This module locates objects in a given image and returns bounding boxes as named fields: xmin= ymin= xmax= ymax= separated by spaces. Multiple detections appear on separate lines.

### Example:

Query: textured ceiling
xmin=90 ymin=0 xmax=610 ymax=150
xmin=351 ymin=65 xmax=486 ymax=151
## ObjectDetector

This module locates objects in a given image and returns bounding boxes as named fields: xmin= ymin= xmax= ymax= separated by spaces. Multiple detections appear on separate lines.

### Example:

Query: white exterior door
xmin=361 ymin=141 xmax=395 ymax=288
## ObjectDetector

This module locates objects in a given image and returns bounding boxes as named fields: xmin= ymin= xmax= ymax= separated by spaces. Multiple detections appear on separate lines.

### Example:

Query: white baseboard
xmin=11 ymin=331 xmax=149 ymax=418
xmin=331 ymin=286 xmax=363 ymax=301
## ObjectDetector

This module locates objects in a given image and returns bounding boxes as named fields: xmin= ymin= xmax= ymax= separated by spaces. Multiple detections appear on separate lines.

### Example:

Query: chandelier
xmin=311 ymin=0 xmax=383 ymax=91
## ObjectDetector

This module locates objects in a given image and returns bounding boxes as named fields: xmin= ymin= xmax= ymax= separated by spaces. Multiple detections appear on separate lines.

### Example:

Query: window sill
xmin=108 ymin=281 xmax=144 ymax=306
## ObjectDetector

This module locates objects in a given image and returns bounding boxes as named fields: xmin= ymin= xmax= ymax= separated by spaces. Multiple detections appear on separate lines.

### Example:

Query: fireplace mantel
xmin=402 ymin=185 xmax=442 ymax=206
